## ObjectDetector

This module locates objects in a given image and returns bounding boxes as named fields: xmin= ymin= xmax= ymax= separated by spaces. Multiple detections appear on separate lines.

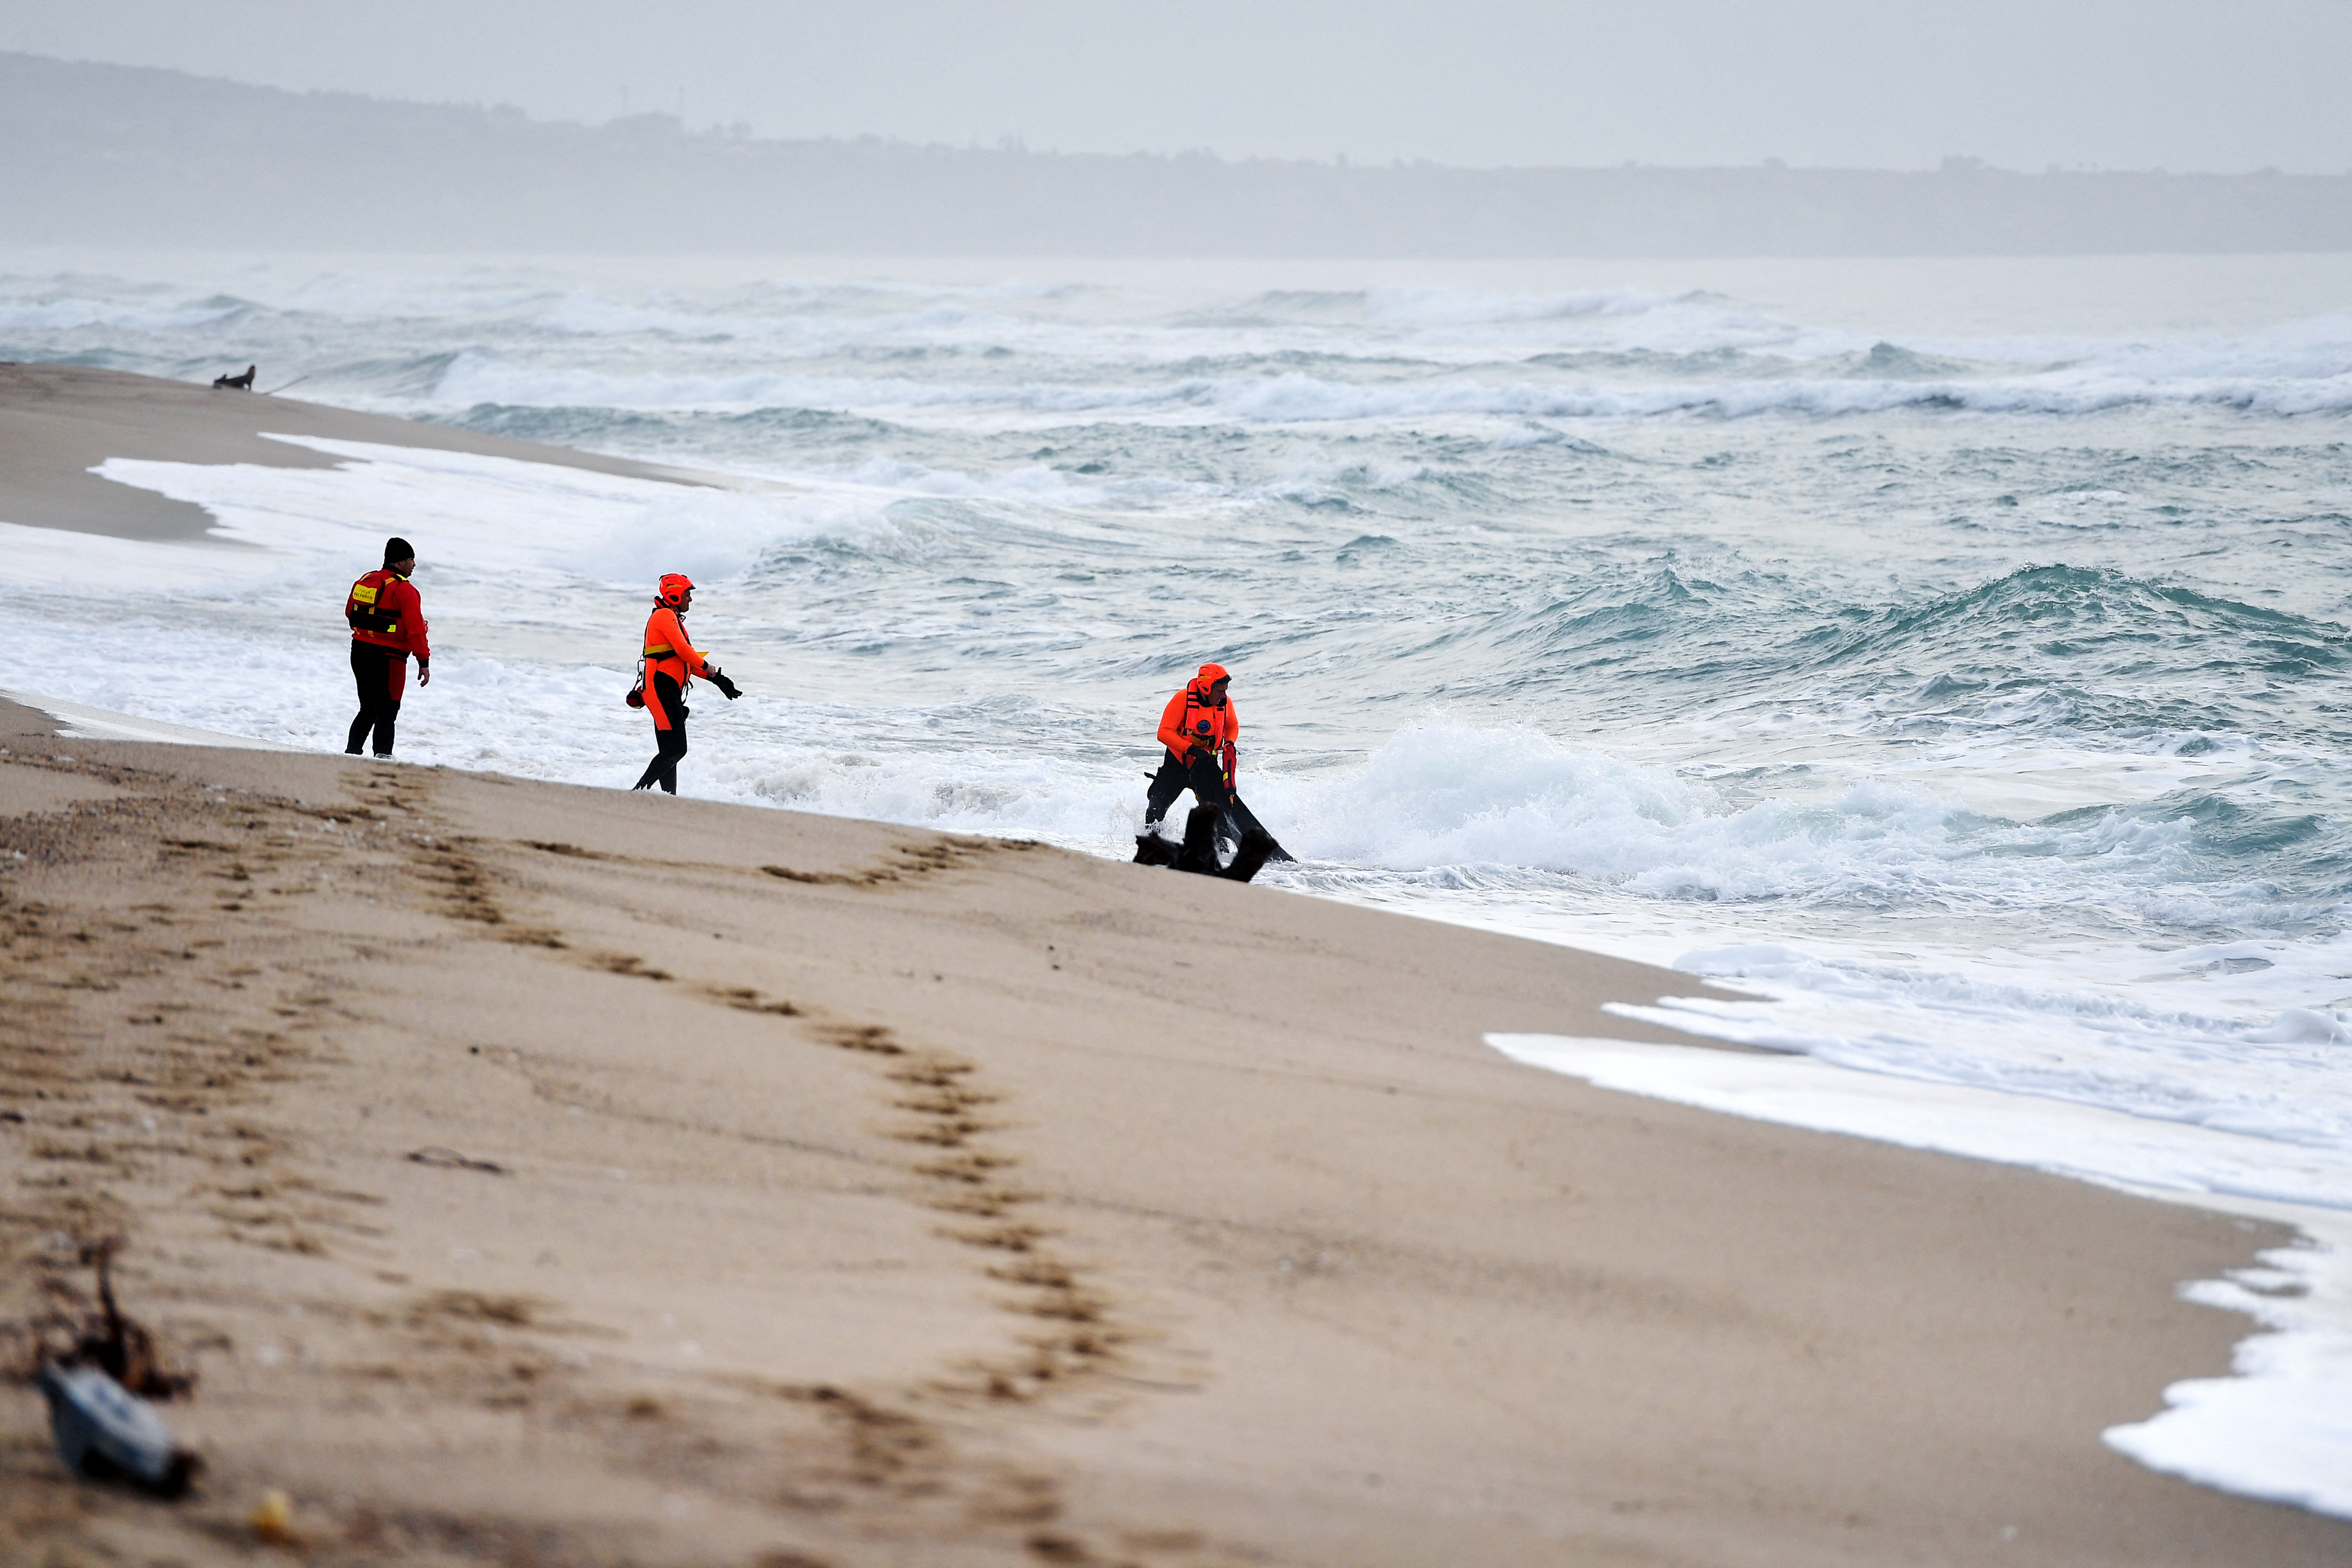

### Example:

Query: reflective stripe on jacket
xmin=642 ymin=605 xmax=710 ymax=683
xmin=349 ymin=570 xmax=428 ymax=661
xmin=1157 ymin=678 xmax=1237 ymax=760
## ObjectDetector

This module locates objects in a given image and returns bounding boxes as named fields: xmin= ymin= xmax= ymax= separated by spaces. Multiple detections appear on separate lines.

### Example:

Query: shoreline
xmin=1490 ymin=1031 xmax=2352 ymax=1521
xmin=2 ymin=361 xmax=2346 ymax=1560
xmin=0 ymin=361 xmax=730 ymax=543
xmin=3 ymin=693 xmax=2348 ymax=1565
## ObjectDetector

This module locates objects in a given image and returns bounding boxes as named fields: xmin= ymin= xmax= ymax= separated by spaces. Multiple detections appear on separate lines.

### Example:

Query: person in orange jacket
xmin=631 ymin=572 xmax=741 ymax=794
xmin=1143 ymin=663 xmax=1238 ymax=828
xmin=344 ymin=536 xmax=428 ymax=759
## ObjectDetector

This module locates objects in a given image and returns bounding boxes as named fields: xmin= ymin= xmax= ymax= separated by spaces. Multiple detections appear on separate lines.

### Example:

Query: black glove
xmin=709 ymin=670 xmax=742 ymax=700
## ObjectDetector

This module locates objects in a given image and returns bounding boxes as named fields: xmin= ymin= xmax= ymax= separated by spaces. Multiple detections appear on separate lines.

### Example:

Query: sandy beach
xmin=3 ymin=368 xmax=2349 ymax=1566
xmin=0 ymin=361 xmax=715 ymax=542
xmin=0 ymin=694 xmax=2345 ymax=1568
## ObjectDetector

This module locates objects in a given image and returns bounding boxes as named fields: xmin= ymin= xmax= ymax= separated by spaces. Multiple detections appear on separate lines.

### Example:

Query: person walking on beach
xmin=631 ymin=572 xmax=741 ymax=794
xmin=1144 ymin=663 xmax=1238 ymax=829
xmin=344 ymin=536 xmax=428 ymax=759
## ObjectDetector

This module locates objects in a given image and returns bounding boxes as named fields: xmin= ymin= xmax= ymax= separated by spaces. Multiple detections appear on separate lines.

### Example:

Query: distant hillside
xmin=4 ymin=52 xmax=2348 ymax=257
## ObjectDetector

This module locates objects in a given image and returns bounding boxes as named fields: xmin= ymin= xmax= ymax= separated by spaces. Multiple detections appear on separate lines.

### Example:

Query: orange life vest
xmin=1157 ymin=665 xmax=1239 ymax=783
xmin=1174 ymin=688 xmax=1235 ymax=751
xmin=641 ymin=604 xmax=710 ymax=683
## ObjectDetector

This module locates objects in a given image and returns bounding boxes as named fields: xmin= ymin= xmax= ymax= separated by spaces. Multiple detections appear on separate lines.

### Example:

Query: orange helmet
xmin=657 ymin=573 xmax=695 ymax=608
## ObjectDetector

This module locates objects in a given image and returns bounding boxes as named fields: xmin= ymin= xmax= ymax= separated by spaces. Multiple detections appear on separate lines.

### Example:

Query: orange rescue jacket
xmin=1157 ymin=664 xmax=1238 ymax=763
xmin=642 ymin=604 xmax=711 ymax=686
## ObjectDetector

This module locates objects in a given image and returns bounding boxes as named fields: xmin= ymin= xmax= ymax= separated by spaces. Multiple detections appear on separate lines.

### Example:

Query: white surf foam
xmin=532 ymin=292 xmax=1033 ymax=355
xmin=0 ymin=294 xmax=248 ymax=332
xmin=1253 ymin=717 xmax=2330 ymax=932
xmin=421 ymin=348 xmax=2352 ymax=426
xmin=14 ymin=262 xmax=2352 ymax=428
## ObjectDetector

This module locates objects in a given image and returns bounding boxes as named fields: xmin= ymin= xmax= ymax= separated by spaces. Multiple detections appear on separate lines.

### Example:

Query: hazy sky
xmin=6 ymin=0 xmax=2349 ymax=173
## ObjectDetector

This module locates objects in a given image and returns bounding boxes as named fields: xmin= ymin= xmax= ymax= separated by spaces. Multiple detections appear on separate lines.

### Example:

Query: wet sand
xmin=0 ymin=362 xmax=716 ymax=542
xmin=2 ymin=696 xmax=2347 ymax=1567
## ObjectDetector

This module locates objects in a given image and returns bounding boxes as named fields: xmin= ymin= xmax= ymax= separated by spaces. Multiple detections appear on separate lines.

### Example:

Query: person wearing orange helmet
xmin=344 ymin=536 xmax=428 ymax=759
xmin=630 ymin=572 xmax=741 ymax=794
xmin=1143 ymin=662 xmax=1238 ymax=828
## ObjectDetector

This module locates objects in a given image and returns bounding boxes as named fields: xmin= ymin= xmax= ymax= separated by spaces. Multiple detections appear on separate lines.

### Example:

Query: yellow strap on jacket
xmin=641 ymin=605 xmax=710 ymax=678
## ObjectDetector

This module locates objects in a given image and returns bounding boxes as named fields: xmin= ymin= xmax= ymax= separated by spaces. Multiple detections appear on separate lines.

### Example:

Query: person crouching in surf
xmin=1136 ymin=662 xmax=1292 ymax=878
xmin=630 ymin=572 xmax=741 ymax=794
xmin=1144 ymin=663 xmax=1237 ymax=829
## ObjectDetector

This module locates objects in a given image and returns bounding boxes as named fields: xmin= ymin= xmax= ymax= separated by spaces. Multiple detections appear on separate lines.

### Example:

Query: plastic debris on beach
xmin=35 ymin=1361 xmax=199 ymax=1495
xmin=17 ymin=1240 xmax=202 ymax=1494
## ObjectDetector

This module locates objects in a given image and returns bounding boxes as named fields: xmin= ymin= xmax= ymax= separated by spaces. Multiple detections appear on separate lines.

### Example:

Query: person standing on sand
xmin=344 ymin=536 xmax=428 ymax=760
xmin=1143 ymin=662 xmax=1238 ymax=829
xmin=631 ymin=572 xmax=741 ymax=794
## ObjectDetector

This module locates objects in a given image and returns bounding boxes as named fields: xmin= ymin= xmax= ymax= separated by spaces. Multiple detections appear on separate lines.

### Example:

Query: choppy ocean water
xmin=3 ymin=250 xmax=2349 ymax=1511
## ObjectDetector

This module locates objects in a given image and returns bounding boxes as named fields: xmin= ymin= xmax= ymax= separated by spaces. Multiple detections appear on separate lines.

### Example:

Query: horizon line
xmin=5 ymin=49 xmax=2342 ymax=183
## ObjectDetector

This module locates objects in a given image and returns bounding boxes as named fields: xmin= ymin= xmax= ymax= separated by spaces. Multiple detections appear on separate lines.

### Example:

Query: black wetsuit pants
xmin=1143 ymin=748 xmax=1229 ymax=824
xmin=346 ymin=642 xmax=404 ymax=757
xmin=632 ymin=674 xmax=689 ymax=794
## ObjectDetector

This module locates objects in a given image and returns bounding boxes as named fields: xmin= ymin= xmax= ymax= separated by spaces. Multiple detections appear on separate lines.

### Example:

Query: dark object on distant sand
xmin=407 ymin=1145 xmax=507 ymax=1175
xmin=211 ymin=364 xmax=255 ymax=390
xmin=1135 ymin=802 xmax=1281 ymax=882
xmin=36 ymin=1362 xmax=200 ymax=1495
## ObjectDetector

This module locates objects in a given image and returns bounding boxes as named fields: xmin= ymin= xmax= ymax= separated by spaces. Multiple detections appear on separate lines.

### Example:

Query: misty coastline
xmin=6 ymin=51 xmax=2350 ymax=258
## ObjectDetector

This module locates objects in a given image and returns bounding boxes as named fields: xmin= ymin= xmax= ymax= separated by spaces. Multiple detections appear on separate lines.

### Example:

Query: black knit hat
xmin=384 ymin=536 xmax=415 ymax=566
